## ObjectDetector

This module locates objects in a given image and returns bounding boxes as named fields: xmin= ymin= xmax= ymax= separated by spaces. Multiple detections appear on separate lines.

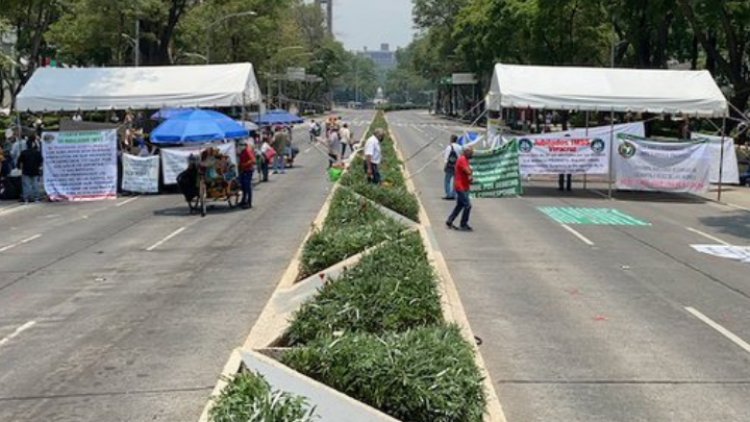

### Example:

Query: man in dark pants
xmin=558 ymin=173 xmax=572 ymax=191
xmin=238 ymin=141 xmax=256 ymax=209
xmin=446 ymin=147 xmax=474 ymax=231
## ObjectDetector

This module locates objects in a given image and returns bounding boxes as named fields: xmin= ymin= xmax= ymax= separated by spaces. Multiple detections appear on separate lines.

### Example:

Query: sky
xmin=332 ymin=0 xmax=415 ymax=52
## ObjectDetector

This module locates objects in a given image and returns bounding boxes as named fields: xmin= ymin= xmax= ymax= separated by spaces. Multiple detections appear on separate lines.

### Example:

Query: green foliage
xmin=282 ymin=326 xmax=486 ymax=422
xmin=210 ymin=372 xmax=317 ymax=422
xmin=287 ymin=232 xmax=443 ymax=345
xmin=340 ymin=111 xmax=420 ymax=222
xmin=299 ymin=188 xmax=404 ymax=279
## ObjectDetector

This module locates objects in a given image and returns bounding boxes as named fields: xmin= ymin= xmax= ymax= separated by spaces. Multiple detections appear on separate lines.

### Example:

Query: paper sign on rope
xmin=41 ymin=130 xmax=117 ymax=201
xmin=122 ymin=153 xmax=159 ymax=193
xmin=161 ymin=142 xmax=236 ymax=185
xmin=615 ymin=134 xmax=711 ymax=194
xmin=470 ymin=139 xmax=522 ymax=198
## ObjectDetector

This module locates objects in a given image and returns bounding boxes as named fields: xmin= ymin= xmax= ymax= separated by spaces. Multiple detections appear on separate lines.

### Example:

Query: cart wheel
xmin=199 ymin=181 xmax=207 ymax=217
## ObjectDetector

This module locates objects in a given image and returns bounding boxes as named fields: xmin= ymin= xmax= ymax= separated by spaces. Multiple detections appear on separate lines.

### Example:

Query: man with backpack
xmin=443 ymin=135 xmax=463 ymax=200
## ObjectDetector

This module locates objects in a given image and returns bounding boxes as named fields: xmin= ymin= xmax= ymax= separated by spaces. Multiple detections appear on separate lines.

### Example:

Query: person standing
xmin=446 ymin=146 xmax=474 ymax=231
xmin=271 ymin=126 xmax=289 ymax=174
xmin=17 ymin=138 xmax=43 ymax=203
xmin=443 ymin=135 xmax=462 ymax=200
xmin=259 ymin=136 xmax=272 ymax=182
xmin=239 ymin=141 xmax=256 ymax=209
xmin=339 ymin=123 xmax=353 ymax=157
xmin=309 ymin=120 xmax=320 ymax=143
xmin=327 ymin=127 xmax=341 ymax=168
xmin=364 ymin=128 xmax=384 ymax=184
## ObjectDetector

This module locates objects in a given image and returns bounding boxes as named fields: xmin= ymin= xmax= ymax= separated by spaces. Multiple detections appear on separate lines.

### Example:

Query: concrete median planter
xmin=200 ymin=112 xmax=503 ymax=422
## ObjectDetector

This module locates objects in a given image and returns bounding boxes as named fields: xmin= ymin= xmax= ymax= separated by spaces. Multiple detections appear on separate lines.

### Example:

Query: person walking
xmin=16 ymin=138 xmax=43 ymax=203
xmin=339 ymin=123 xmax=353 ymax=158
xmin=327 ymin=127 xmax=341 ymax=168
xmin=238 ymin=141 xmax=256 ymax=209
xmin=443 ymin=135 xmax=462 ymax=200
xmin=446 ymin=146 xmax=474 ymax=231
xmin=364 ymin=128 xmax=385 ymax=184
xmin=271 ymin=126 xmax=289 ymax=174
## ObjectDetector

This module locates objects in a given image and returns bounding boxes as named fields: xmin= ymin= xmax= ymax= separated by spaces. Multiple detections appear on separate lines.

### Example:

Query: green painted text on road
xmin=538 ymin=207 xmax=651 ymax=226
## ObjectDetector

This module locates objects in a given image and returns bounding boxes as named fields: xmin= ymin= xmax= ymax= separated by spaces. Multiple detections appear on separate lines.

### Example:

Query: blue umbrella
xmin=150 ymin=108 xmax=196 ymax=121
xmin=150 ymin=110 xmax=249 ymax=144
xmin=458 ymin=131 xmax=482 ymax=146
xmin=256 ymin=109 xmax=304 ymax=126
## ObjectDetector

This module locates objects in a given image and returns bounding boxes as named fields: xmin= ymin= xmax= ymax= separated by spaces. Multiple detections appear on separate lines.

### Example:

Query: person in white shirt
xmin=443 ymin=134 xmax=463 ymax=200
xmin=364 ymin=128 xmax=385 ymax=184
xmin=309 ymin=120 xmax=320 ymax=143
xmin=72 ymin=110 xmax=83 ymax=122
xmin=339 ymin=123 xmax=353 ymax=158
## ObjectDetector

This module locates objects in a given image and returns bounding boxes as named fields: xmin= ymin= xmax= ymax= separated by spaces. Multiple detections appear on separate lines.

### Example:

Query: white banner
xmin=160 ymin=142 xmax=236 ymax=185
xmin=691 ymin=133 xmax=740 ymax=184
xmin=41 ymin=130 xmax=117 ymax=201
xmin=615 ymin=135 xmax=711 ymax=194
xmin=122 ymin=154 xmax=159 ymax=193
xmin=501 ymin=122 xmax=645 ymax=175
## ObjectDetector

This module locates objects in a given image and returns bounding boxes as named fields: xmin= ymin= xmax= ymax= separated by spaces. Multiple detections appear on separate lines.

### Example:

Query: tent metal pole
xmin=718 ymin=116 xmax=727 ymax=202
xmin=608 ymin=108 xmax=615 ymax=199
xmin=584 ymin=111 xmax=590 ymax=190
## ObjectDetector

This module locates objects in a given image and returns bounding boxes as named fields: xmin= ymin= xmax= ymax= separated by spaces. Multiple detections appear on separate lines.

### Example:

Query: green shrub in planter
xmin=282 ymin=326 xmax=486 ymax=422
xmin=299 ymin=189 xmax=404 ymax=278
xmin=288 ymin=231 xmax=442 ymax=345
xmin=210 ymin=372 xmax=317 ymax=422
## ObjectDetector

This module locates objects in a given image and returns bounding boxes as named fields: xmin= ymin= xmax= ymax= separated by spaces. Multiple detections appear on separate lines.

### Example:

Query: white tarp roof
xmin=17 ymin=63 xmax=262 ymax=111
xmin=488 ymin=64 xmax=728 ymax=117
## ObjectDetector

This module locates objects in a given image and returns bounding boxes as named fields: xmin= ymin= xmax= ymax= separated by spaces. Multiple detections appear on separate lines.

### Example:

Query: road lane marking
xmin=560 ymin=224 xmax=595 ymax=246
xmin=115 ymin=196 xmax=139 ymax=207
xmin=686 ymin=227 xmax=730 ymax=246
xmin=686 ymin=307 xmax=750 ymax=354
xmin=0 ymin=321 xmax=36 ymax=348
xmin=0 ymin=204 xmax=24 ymax=217
xmin=146 ymin=227 xmax=186 ymax=251
xmin=0 ymin=234 xmax=42 ymax=253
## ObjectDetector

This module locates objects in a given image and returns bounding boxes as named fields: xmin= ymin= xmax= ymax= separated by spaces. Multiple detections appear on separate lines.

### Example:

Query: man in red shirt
xmin=446 ymin=146 xmax=474 ymax=231
xmin=239 ymin=141 xmax=256 ymax=209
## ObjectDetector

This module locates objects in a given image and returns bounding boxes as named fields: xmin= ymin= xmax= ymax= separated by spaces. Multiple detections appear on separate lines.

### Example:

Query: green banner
xmin=470 ymin=140 xmax=522 ymax=198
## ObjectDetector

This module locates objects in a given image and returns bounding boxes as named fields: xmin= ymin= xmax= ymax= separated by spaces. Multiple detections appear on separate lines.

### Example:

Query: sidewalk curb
xmin=386 ymin=114 xmax=508 ymax=422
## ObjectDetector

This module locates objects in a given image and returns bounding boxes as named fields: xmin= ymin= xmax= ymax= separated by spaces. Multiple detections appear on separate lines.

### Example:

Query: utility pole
xmin=134 ymin=11 xmax=140 ymax=67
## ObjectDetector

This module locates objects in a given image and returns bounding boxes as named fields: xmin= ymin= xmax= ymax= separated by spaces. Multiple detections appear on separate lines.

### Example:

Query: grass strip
xmin=287 ymin=231 xmax=443 ymax=345
xmin=282 ymin=325 xmax=486 ymax=422
xmin=210 ymin=372 xmax=317 ymax=422
xmin=299 ymin=188 xmax=405 ymax=279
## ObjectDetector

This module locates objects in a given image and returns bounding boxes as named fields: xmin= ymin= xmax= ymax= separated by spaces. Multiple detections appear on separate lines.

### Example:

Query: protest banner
xmin=615 ymin=134 xmax=711 ymax=194
xmin=470 ymin=139 xmax=522 ymax=198
xmin=122 ymin=154 xmax=159 ymax=193
xmin=509 ymin=122 xmax=645 ymax=175
xmin=161 ymin=143 xmax=236 ymax=185
xmin=41 ymin=130 xmax=117 ymax=201
xmin=691 ymin=133 xmax=740 ymax=184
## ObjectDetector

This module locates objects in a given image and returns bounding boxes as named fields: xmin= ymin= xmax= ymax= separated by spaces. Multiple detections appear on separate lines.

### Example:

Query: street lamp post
xmin=205 ymin=10 xmax=256 ymax=64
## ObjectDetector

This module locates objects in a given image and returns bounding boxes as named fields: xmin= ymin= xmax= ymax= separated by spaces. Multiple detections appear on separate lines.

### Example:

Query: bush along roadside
xmin=287 ymin=231 xmax=443 ymax=346
xmin=210 ymin=372 xmax=317 ymax=422
xmin=282 ymin=325 xmax=486 ymax=422
xmin=298 ymin=187 xmax=405 ymax=279
xmin=341 ymin=111 xmax=420 ymax=222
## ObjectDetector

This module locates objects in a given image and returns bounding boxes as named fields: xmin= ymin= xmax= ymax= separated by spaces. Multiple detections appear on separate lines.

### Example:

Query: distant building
xmin=359 ymin=43 xmax=396 ymax=72
xmin=314 ymin=0 xmax=333 ymax=37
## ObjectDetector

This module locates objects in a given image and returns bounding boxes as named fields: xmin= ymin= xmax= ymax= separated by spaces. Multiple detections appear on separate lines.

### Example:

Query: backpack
xmin=445 ymin=145 xmax=459 ymax=172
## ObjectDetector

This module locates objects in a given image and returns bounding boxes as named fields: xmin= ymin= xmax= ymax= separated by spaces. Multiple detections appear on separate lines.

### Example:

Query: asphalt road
xmin=0 ymin=109 xmax=374 ymax=422
xmin=388 ymin=110 xmax=750 ymax=422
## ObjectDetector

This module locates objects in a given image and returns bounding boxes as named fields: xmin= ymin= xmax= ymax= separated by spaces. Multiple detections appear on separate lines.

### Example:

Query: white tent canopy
xmin=17 ymin=63 xmax=262 ymax=112
xmin=487 ymin=64 xmax=728 ymax=117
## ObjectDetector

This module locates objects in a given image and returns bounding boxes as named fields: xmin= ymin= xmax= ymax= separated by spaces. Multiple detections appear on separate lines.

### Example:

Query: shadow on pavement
xmin=153 ymin=203 xmax=243 ymax=217
xmin=700 ymin=212 xmax=750 ymax=240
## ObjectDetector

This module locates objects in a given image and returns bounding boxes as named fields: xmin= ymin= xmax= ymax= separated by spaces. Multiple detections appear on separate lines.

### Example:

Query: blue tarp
xmin=150 ymin=110 xmax=249 ymax=144
xmin=256 ymin=109 xmax=304 ymax=126
xmin=458 ymin=132 xmax=481 ymax=146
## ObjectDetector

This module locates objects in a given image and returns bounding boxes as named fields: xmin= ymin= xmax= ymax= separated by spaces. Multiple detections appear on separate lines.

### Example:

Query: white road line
xmin=115 ymin=196 xmax=140 ymax=207
xmin=685 ymin=307 xmax=750 ymax=354
xmin=686 ymin=227 xmax=730 ymax=246
xmin=0 ymin=234 xmax=42 ymax=253
xmin=560 ymin=224 xmax=595 ymax=246
xmin=146 ymin=227 xmax=186 ymax=251
xmin=0 ymin=204 xmax=30 ymax=217
xmin=0 ymin=321 xmax=36 ymax=348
